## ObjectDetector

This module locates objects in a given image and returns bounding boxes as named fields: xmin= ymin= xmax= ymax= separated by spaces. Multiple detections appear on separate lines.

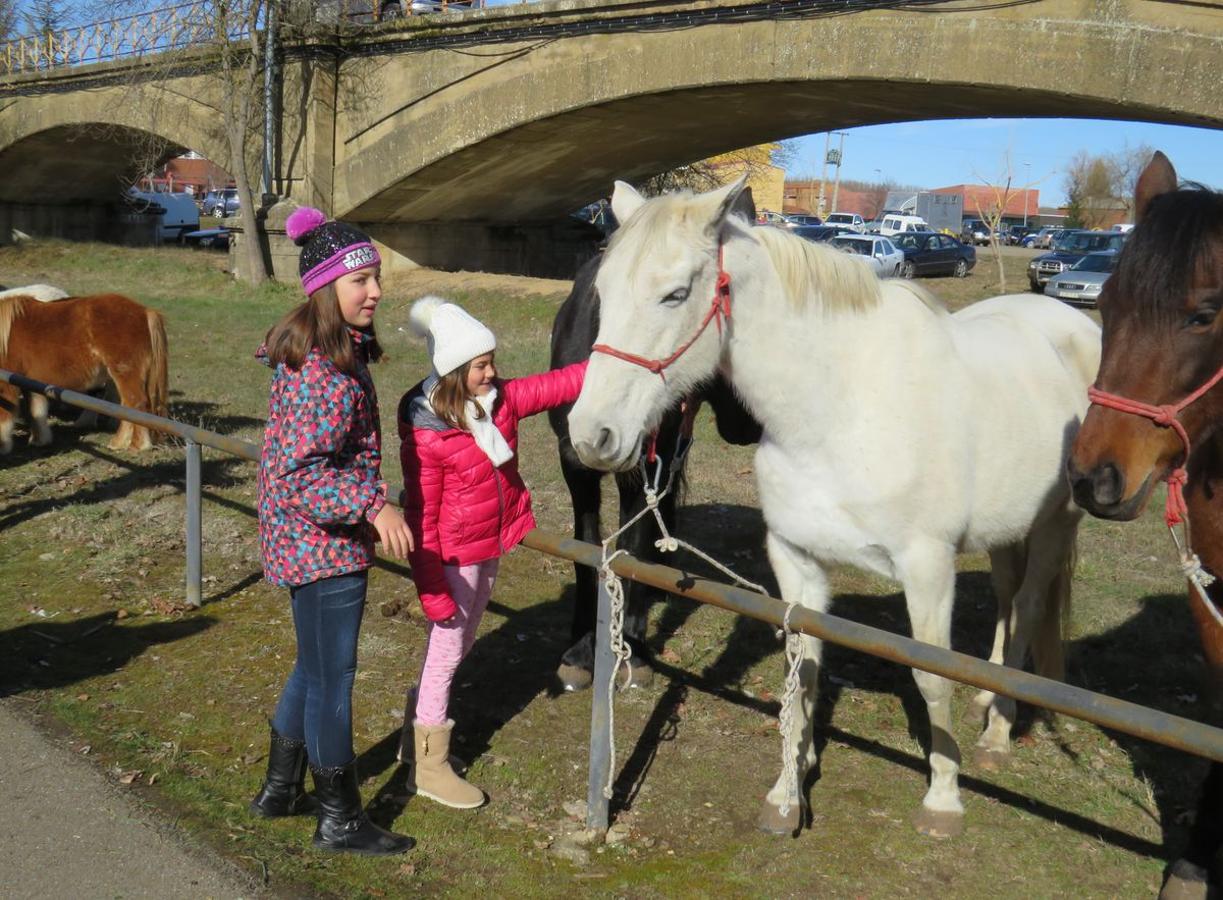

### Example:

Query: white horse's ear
xmin=698 ymin=176 xmax=749 ymax=237
xmin=1134 ymin=151 xmax=1177 ymax=223
xmin=610 ymin=180 xmax=646 ymax=226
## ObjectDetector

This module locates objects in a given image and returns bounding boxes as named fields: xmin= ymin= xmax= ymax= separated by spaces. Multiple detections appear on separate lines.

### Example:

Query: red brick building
xmin=137 ymin=156 xmax=233 ymax=196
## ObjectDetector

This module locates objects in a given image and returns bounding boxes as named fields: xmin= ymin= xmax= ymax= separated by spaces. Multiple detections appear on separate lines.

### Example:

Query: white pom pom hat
xmin=409 ymin=295 xmax=497 ymax=377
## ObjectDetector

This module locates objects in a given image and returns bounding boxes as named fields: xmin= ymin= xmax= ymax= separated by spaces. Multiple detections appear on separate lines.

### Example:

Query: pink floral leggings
xmin=415 ymin=559 xmax=500 ymax=726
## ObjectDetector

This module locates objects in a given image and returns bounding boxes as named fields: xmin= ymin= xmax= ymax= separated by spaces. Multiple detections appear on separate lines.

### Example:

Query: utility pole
xmin=816 ymin=132 xmax=831 ymax=218
xmin=830 ymin=131 xmax=847 ymax=214
xmin=1022 ymin=162 xmax=1031 ymax=227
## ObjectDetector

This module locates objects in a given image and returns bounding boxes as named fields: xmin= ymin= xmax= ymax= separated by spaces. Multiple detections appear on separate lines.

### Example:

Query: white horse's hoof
xmin=1159 ymin=859 xmax=1213 ymax=900
xmin=757 ymin=800 xmax=801 ymax=835
xmin=913 ymin=806 xmax=963 ymax=839
xmin=972 ymin=746 xmax=1011 ymax=772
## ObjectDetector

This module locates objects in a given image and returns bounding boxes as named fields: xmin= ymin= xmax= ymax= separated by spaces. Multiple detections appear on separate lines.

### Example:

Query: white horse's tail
xmin=1031 ymin=537 xmax=1076 ymax=682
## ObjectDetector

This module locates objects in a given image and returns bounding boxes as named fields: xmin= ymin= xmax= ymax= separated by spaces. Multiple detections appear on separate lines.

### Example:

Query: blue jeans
xmin=271 ymin=572 xmax=367 ymax=768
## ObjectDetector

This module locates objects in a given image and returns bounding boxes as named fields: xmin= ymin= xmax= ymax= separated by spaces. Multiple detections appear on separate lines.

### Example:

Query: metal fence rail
xmin=4 ymin=366 xmax=1222 ymax=832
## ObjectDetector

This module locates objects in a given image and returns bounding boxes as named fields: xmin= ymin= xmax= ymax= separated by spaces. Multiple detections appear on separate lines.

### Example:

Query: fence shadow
xmin=0 ymin=610 xmax=216 ymax=698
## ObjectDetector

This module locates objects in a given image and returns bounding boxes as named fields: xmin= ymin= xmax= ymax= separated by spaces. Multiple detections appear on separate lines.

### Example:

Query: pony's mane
xmin=0 ymin=295 xmax=29 ymax=357
xmin=1109 ymin=184 xmax=1223 ymax=323
xmin=751 ymin=225 xmax=884 ymax=313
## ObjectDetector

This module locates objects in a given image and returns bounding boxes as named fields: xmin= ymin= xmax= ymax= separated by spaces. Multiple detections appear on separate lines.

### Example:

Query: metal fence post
xmin=185 ymin=438 xmax=202 ymax=609
xmin=585 ymin=574 xmax=613 ymax=832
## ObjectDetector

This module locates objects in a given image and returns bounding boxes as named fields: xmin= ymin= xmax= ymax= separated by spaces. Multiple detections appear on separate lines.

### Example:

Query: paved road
xmin=0 ymin=698 xmax=261 ymax=899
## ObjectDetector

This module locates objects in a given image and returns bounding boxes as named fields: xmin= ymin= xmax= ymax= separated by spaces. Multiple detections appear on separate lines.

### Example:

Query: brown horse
xmin=1067 ymin=152 xmax=1223 ymax=900
xmin=0 ymin=293 xmax=168 ymax=452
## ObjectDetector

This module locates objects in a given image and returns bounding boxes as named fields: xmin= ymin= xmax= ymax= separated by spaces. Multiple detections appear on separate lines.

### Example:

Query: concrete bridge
xmin=0 ymin=0 xmax=1219 ymax=276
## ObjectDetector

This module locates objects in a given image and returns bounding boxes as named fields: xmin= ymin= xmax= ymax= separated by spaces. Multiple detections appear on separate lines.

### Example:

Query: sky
xmin=786 ymin=118 xmax=1222 ymax=209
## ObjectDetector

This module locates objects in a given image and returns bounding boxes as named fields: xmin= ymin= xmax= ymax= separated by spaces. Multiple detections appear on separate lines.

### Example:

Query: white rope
xmin=595 ymin=432 xmax=798 ymax=806
xmin=774 ymin=602 xmax=804 ymax=819
xmin=1168 ymin=524 xmax=1223 ymax=630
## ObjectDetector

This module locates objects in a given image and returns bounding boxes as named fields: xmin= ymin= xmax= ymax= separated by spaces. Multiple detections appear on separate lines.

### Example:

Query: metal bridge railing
xmin=3 ymin=365 xmax=1221 ymax=835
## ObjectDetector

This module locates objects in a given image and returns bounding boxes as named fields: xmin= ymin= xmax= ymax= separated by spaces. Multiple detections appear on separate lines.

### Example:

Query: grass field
xmin=0 ymin=239 xmax=1210 ymax=898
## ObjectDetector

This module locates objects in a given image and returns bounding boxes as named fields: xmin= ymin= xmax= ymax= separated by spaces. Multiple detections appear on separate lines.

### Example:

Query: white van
xmin=880 ymin=214 xmax=930 ymax=236
xmin=126 ymin=189 xmax=201 ymax=242
xmin=824 ymin=212 xmax=865 ymax=232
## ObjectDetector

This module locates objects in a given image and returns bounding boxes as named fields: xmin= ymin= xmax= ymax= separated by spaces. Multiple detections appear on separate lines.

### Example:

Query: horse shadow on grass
xmin=0 ymin=611 xmax=216 ymax=698
xmin=1067 ymin=591 xmax=1220 ymax=878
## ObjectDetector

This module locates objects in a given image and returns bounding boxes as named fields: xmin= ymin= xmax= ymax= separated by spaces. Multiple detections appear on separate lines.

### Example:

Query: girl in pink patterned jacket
xmin=251 ymin=208 xmax=416 ymax=858
xmin=397 ymin=296 xmax=586 ymax=810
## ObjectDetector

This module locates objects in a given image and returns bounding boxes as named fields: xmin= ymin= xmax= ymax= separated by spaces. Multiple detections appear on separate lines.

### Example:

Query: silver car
xmin=1043 ymin=250 xmax=1118 ymax=307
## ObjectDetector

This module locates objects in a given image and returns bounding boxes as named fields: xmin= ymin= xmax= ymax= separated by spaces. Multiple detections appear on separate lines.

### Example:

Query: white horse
xmin=0 ymin=284 xmax=69 ymax=301
xmin=567 ymin=178 xmax=1101 ymax=838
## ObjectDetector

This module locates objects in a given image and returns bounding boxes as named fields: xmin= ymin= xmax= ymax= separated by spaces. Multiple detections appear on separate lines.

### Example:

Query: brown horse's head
xmin=1068 ymin=152 xmax=1223 ymax=520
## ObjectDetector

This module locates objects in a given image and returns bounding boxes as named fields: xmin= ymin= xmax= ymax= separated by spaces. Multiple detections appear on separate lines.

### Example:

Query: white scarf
xmin=463 ymin=387 xmax=514 ymax=467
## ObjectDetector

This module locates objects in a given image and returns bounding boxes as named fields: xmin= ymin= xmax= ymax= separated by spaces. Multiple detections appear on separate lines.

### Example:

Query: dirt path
xmin=0 ymin=699 xmax=263 ymax=900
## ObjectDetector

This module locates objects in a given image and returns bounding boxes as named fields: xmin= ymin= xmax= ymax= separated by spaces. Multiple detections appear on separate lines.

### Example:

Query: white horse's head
xmin=569 ymin=178 xmax=749 ymax=471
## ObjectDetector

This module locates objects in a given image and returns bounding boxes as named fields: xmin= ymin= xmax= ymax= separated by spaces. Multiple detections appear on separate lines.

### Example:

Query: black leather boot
xmin=249 ymin=724 xmax=316 ymax=818
xmin=310 ymin=762 xmax=415 ymax=856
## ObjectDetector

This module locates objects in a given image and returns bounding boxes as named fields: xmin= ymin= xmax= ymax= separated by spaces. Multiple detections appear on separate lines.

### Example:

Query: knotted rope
xmin=594 ymin=431 xmax=802 ymax=807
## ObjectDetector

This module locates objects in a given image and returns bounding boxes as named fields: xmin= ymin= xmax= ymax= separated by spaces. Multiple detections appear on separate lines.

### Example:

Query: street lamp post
xmin=1022 ymin=162 xmax=1031 ymax=227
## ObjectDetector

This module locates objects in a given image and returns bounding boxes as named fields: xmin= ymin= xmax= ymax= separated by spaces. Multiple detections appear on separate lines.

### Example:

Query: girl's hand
xmin=373 ymin=504 xmax=415 ymax=559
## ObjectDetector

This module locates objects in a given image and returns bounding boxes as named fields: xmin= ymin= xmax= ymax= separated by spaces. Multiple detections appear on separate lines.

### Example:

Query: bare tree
xmin=972 ymin=153 xmax=1038 ymax=292
xmin=640 ymin=143 xmax=782 ymax=198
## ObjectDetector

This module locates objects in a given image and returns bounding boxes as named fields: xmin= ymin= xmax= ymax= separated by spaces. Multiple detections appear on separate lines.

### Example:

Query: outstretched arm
xmin=503 ymin=360 xmax=588 ymax=420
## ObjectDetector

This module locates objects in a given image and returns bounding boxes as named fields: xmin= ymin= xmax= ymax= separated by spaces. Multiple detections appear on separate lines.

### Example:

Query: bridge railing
xmin=3 ymin=364 xmax=1222 ymax=834
xmin=0 ymin=0 xmax=489 ymax=75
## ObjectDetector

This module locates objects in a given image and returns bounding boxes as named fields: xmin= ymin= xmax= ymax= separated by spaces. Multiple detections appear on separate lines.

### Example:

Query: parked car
xmin=862 ymin=219 xmax=884 ymax=234
xmin=960 ymin=219 xmax=992 ymax=246
xmin=827 ymin=234 xmax=904 ymax=277
xmin=1043 ymin=249 xmax=1118 ymax=307
xmin=1028 ymin=230 xmax=1126 ymax=292
xmin=201 ymin=188 xmax=240 ymax=217
xmin=824 ymin=211 xmax=865 ymax=232
xmin=879 ymin=214 xmax=931 ymax=237
xmin=792 ymin=224 xmax=856 ymax=243
xmin=757 ymin=210 xmax=789 ymax=227
xmin=1112 ymin=223 xmax=1135 ymax=234
xmin=783 ymin=214 xmax=822 ymax=228
xmin=180 ymin=226 xmax=232 ymax=250
xmin=1005 ymin=225 xmax=1034 ymax=246
xmin=125 ymin=189 xmax=200 ymax=242
xmin=891 ymin=231 xmax=976 ymax=278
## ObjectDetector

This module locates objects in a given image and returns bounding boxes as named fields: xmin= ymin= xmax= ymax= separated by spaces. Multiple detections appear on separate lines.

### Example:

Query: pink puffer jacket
xmin=398 ymin=361 xmax=587 ymax=621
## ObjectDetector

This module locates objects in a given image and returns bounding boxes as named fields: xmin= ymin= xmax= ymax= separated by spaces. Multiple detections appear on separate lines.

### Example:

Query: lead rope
xmin=1168 ymin=524 xmax=1223 ymax=629
xmin=595 ymin=432 xmax=804 ymax=811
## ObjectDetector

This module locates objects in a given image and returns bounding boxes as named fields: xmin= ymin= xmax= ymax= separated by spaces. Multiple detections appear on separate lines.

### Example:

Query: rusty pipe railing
xmin=4 ymin=366 xmax=1222 ymax=822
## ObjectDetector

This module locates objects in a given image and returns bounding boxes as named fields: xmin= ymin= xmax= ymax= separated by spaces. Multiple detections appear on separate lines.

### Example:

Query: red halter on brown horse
xmin=0 ymin=293 xmax=169 ymax=453
xmin=1067 ymin=151 xmax=1223 ymax=899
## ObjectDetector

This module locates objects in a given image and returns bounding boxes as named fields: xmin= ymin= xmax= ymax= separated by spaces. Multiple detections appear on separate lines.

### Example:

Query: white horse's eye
xmin=661 ymin=287 xmax=689 ymax=306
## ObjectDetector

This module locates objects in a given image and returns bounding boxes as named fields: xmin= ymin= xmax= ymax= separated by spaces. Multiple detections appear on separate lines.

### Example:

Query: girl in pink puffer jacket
xmin=397 ymin=296 xmax=586 ymax=810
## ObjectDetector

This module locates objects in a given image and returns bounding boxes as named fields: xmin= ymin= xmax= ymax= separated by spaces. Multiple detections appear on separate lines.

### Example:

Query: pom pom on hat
xmin=286 ymin=206 xmax=328 ymax=245
xmin=408 ymin=295 xmax=496 ymax=376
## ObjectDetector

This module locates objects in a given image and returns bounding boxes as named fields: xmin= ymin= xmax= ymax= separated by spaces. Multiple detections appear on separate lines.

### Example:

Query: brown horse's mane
xmin=0 ymin=295 xmax=29 ymax=358
xmin=1109 ymin=183 xmax=1223 ymax=324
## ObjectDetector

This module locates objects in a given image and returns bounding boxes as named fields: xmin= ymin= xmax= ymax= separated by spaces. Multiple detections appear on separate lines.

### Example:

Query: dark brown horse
xmin=0 ymin=293 xmax=169 ymax=453
xmin=1067 ymin=151 xmax=1223 ymax=900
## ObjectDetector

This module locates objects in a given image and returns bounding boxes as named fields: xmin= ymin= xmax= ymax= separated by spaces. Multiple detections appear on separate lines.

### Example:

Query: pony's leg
xmin=0 ymin=385 xmax=15 ymax=454
xmin=975 ymin=513 xmax=1077 ymax=768
xmin=557 ymin=455 xmax=602 ymax=692
xmin=27 ymin=393 xmax=52 ymax=446
xmin=106 ymin=368 xmax=151 ymax=450
xmin=968 ymin=542 xmax=1025 ymax=723
xmin=758 ymin=531 xmax=827 ymax=835
xmin=897 ymin=540 xmax=963 ymax=838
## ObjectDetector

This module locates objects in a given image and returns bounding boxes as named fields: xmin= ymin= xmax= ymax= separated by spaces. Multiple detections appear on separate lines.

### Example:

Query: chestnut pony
xmin=0 ymin=293 xmax=168 ymax=452
xmin=1067 ymin=151 xmax=1223 ymax=899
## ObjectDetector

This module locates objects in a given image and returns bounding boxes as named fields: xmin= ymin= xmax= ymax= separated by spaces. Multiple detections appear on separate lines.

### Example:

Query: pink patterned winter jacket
xmin=398 ymin=362 xmax=587 ymax=622
xmin=257 ymin=330 xmax=388 ymax=587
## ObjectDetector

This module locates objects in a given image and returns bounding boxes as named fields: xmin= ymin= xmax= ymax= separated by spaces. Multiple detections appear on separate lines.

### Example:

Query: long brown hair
xmin=431 ymin=361 xmax=489 ymax=431
xmin=264 ymin=283 xmax=384 ymax=375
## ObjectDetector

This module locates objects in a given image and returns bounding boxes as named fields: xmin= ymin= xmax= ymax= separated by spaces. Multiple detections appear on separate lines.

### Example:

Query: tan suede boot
xmin=408 ymin=720 xmax=485 ymax=809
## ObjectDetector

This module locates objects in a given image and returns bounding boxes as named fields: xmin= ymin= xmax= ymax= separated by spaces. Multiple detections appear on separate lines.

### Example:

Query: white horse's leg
xmin=975 ymin=513 xmax=1077 ymax=768
xmin=28 ymin=393 xmax=52 ymax=446
xmin=898 ymin=540 xmax=964 ymax=838
xmin=758 ymin=531 xmax=828 ymax=835
xmin=969 ymin=543 xmax=1024 ymax=723
xmin=0 ymin=410 xmax=12 ymax=453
